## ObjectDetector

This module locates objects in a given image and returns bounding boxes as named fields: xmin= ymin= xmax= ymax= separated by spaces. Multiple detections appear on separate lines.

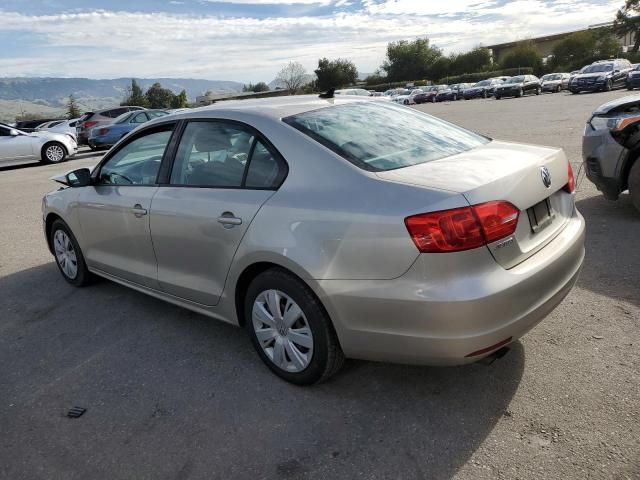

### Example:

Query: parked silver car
xmin=540 ymin=73 xmax=571 ymax=93
xmin=42 ymin=96 xmax=585 ymax=384
xmin=0 ymin=123 xmax=77 ymax=167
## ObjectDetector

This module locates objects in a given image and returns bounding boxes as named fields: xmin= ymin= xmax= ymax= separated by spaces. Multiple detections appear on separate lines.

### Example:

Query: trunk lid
xmin=376 ymin=140 xmax=575 ymax=268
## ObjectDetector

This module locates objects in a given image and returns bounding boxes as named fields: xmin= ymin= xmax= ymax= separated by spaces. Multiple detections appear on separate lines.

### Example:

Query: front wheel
xmin=557 ymin=85 xmax=562 ymax=93
xmin=482 ymin=90 xmax=487 ymax=99
xmin=452 ymin=94 xmax=457 ymax=101
xmin=41 ymin=142 xmax=67 ymax=164
xmin=495 ymin=95 xmax=501 ymax=100
xmin=50 ymin=219 xmax=93 ymax=286
xmin=629 ymin=160 xmax=640 ymax=213
xmin=536 ymin=87 xmax=541 ymax=95
xmin=605 ymin=80 xmax=612 ymax=92
xmin=245 ymin=269 xmax=344 ymax=385
xmin=516 ymin=88 xmax=523 ymax=98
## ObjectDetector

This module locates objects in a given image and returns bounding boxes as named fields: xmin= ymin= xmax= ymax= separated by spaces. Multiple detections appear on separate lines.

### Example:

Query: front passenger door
xmin=76 ymin=124 xmax=176 ymax=288
xmin=150 ymin=120 xmax=287 ymax=306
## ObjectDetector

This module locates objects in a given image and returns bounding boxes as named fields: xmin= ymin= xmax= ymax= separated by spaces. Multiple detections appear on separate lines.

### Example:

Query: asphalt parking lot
xmin=1 ymin=91 xmax=638 ymax=480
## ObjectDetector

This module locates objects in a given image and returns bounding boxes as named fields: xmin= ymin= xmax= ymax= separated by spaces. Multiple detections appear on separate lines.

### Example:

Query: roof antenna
xmin=319 ymin=88 xmax=335 ymax=99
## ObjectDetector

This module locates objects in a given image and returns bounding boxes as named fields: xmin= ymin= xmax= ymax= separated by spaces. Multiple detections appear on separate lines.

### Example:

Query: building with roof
xmin=485 ymin=23 xmax=637 ymax=64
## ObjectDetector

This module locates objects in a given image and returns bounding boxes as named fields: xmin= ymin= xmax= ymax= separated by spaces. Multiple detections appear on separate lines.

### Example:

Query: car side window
xmin=170 ymin=121 xmax=254 ymax=187
xmin=245 ymin=140 xmax=285 ymax=188
xmin=132 ymin=113 xmax=148 ymax=123
xmin=97 ymin=126 xmax=174 ymax=186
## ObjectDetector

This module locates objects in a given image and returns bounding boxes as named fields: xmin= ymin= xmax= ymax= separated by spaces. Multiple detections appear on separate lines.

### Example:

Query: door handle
xmin=131 ymin=204 xmax=148 ymax=217
xmin=217 ymin=212 xmax=242 ymax=228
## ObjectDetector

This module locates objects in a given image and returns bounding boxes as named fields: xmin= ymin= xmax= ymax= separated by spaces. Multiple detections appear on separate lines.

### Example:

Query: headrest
xmin=193 ymin=126 xmax=232 ymax=152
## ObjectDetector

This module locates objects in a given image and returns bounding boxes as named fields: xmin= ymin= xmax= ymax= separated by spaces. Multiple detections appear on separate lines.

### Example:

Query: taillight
xmin=83 ymin=121 xmax=98 ymax=130
xmin=564 ymin=162 xmax=575 ymax=193
xmin=97 ymin=128 xmax=110 ymax=136
xmin=405 ymin=201 xmax=520 ymax=253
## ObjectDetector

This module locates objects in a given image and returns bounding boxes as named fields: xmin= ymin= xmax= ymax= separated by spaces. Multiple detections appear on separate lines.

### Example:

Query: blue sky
xmin=0 ymin=0 xmax=622 ymax=82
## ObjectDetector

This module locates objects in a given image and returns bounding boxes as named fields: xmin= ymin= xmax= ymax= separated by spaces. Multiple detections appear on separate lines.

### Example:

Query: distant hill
xmin=0 ymin=76 xmax=245 ymax=123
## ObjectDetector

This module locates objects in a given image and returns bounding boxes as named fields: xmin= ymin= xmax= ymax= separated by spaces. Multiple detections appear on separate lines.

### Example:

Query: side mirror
xmin=66 ymin=168 xmax=92 ymax=187
xmin=52 ymin=168 xmax=92 ymax=187
xmin=9 ymin=129 xmax=19 ymax=136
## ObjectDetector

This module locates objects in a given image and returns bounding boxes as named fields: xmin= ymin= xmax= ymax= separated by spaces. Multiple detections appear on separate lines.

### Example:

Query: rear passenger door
xmin=150 ymin=120 xmax=287 ymax=306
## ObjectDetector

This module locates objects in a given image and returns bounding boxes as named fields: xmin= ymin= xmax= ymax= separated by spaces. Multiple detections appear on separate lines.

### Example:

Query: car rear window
xmin=283 ymin=102 xmax=488 ymax=172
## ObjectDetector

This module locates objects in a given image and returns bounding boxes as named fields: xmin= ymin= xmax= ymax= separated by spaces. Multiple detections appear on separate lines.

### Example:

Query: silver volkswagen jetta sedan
xmin=42 ymin=96 xmax=585 ymax=384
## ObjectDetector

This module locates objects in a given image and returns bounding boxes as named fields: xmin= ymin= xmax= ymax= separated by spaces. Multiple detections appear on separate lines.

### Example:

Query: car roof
xmin=163 ymin=95 xmax=390 ymax=122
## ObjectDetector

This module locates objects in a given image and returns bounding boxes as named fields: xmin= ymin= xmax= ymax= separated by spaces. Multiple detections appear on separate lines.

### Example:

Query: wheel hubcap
xmin=252 ymin=289 xmax=313 ymax=373
xmin=53 ymin=230 xmax=78 ymax=279
xmin=46 ymin=145 xmax=64 ymax=162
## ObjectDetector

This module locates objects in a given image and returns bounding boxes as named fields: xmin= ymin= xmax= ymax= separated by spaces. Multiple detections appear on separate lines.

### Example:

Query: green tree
xmin=381 ymin=38 xmax=442 ymax=82
xmin=365 ymin=70 xmax=387 ymax=86
xmin=614 ymin=0 xmax=640 ymax=52
xmin=314 ymin=57 xmax=359 ymax=91
xmin=145 ymin=82 xmax=176 ymax=109
xmin=500 ymin=41 xmax=543 ymax=73
xmin=122 ymin=78 xmax=148 ymax=107
xmin=275 ymin=61 xmax=308 ymax=94
xmin=427 ymin=56 xmax=452 ymax=83
xmin=243 ymin=82 xmax=270 ymax=93
xmin=449 ymin=47 xmax=492 ymax=76
xmin=549 ymin=29 xmax=621 ymax=71
xmin=171 ymin=89 xmax=188 ymax=109
xmin=66 ymin=94 xmax=81 ymax=119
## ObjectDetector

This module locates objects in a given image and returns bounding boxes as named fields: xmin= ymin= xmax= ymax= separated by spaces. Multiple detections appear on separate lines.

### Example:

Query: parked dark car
xmin=626 ymin=64 xmax=640 ymax=90
xmin=14 ymin=118 xmax=63 ymax=133
xmin=569 ymin=59 xmax=633 ymax=94
xmin=540 ymin=73 xmax=571 ymax=92
xmin=435 ymin=83 xmax=472 ymax=102
xmin=76 ymin=106 xmax=146 ymax=147
xmin=494 ymin=75 xmax=541 ymax=99
xmin=462 ymin=79 xmax=503 ymax=99
xmin=583 ymin=94 xmax=640 ymax=212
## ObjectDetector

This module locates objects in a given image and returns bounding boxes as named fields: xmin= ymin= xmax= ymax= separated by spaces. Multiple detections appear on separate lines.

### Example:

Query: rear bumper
xmin=87 ymin=137 xmax=113 ymax=149
xmin=317 ymin=209 xmax=585 ymax=365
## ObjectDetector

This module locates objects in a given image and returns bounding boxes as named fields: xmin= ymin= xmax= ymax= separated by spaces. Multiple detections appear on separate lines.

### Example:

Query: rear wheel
xmin=50 ymin=219 xmax=93 ymax=286
xmin=41 ymin=142 xmax=67 ymax=164
xmin=482 ymin=90 xmax=488 ymax=99
xmin=245 ymin=268 xmax=344 ymax=385
xmin=556 ymin=85 xmax=562 ymax=93
xmin=495 ymin=95 xmax=501 ymax=100
xmin=536 ymin=87 xmax=541 ymax=95
xmin=605 ymin=80 xmax=612 ymax=92
xmin=629 ymin=160 xmax=640 ymax=213
xmin=516 ymin=88 xmax=523 ymax=98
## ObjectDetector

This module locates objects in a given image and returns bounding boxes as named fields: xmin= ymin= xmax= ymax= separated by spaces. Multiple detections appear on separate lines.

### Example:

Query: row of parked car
xmin=0 ymin=106 xmax=178 ymax=167
xmin=382 ymin=58 xmax=640 ymax=105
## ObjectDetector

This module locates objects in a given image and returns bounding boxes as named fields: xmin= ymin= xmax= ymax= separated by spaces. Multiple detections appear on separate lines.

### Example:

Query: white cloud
xmin=0 ymin=1 xmax=623 ymax=82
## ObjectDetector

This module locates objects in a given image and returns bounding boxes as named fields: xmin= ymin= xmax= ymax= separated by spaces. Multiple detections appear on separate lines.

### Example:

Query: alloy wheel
xmin=252 ymin=289 xmax=314 ymax=372
xmin=53 ymin=229 xmax=78 ymax=279
xmin=46 ymin=144 xmax=65 ymax=162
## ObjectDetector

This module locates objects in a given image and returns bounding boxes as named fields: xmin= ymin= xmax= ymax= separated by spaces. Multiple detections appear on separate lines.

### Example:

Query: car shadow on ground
xmin=576 ymin=192 xmax=640 ymax=308
xmin=0 ymin=262 xmax=525 ymax=480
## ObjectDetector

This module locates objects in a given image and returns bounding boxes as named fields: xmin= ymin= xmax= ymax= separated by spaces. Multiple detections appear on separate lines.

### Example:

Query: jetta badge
xmin=540 ymin=166 xmax=552 ymax=188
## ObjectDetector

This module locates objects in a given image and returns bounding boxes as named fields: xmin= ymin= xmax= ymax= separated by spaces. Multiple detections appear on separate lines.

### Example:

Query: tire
xmin=50 ymin=219 xmax=93 ymax=287
xmin=536 ymin=87 xmax=541 ymax=95
xmin=556 ymin=85 xmax=562 ymax=93
xmin=571 ymin=90 xmax=579 ymax=94
xmin=41 ymin=142 xmax=67 ymax=164
xmin=482 ymin=90 xmax=487 ymax=99
xmin=627 ymin=85 xmax=633 ymax=91
xmin=431 ymin=96 xmax=436 ymax=103
xmin=516 ymin=88 xmax=523 ymax=98
xmin=605 ymin=80 xmax=612 ymax=92
xmin=495 ymin=95 xmax=501 ymax=100
xmin=404 ymin=100 xmax=409 ymax=105
xmin=452 ymin=94 xmax=457 ymax=101
xmin=244 ymin=268 xmax=344 ymax=385
xmin=629 ymin=160 xmax=640 ymax=213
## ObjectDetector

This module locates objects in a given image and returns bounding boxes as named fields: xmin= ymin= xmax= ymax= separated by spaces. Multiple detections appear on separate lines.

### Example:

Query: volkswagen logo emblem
xmin=540 ymin=166 xmax=552 ymax=188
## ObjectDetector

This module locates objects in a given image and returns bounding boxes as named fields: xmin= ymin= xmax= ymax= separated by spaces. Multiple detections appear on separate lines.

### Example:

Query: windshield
xmin=283 ymin=102 xmax=488 ymax=172
xmin=506 ymin=76 xmax=525 ymax=83
xmin=543 ymin=74 xmax=562 ymax=80
xmin=583 ymin=64 xmax=613 ymax=73
xmin=474 ymin=80 xmax=490 ymax=87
